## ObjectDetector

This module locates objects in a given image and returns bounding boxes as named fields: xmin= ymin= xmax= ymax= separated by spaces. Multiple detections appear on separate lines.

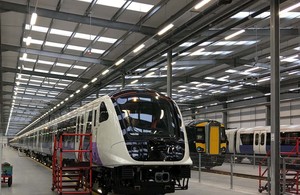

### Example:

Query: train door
xmin=205 ymin=121 xmax=220 ymax=155
xmin=253 ymin=130 xmax=267 ymax=154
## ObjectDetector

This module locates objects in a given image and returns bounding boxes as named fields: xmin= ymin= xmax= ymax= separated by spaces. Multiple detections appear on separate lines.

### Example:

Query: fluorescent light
xmin=45 ymin=41 xmax=65 ymax=48
xmin=30 ymin=12 xmax=38 ymax=25
xmin=190 ymin=48 xmax=205 ymax=56
xmin=133 ymin=44 xmax=145 ymax=53
xmin=102 ymin=69 xmax=109 ymax=75
xmin=83 ymin=84 xmax=88 ymax=89
xmin=26 ymin=36 xmax=32 ymax=46
xmin=67 ymin=45 xmax=86 ymax=51
xmin=115 ymin=58 xmax=125 ymax=66
xmin=56 ymin=62 xmax=71 ymax=68
xmin=91 ymin=77 xmax=97 ymax=83
xmin=70 ymin=94 xmax=74 ymax=98
xmin=205 ymin=76 xmax=215 ymax=80
xmin=131 ymin=79 xmax=138 ymax=84
xmin=91 ymin=49 xmax=105 ymax=54
xmin=158 ymin=24 xmax=174 ymax=36
xmin=22 ymin=53 xmax=28 ymax=59
xmin=280 ymin=2 xmax=300 ymax=14
xmin=145 ymin=72 xmax=155 ymax=77
xmin=257 ymin=77 xmax=270 ymax=83
xmin=224 ymin=29 xmax=245 ymax=40
xmin=76 ymin=89 xmax=80 ymax=93
xmin=225 ymin=69 xmax=237 ymax=73
xmin=194 ymin=0 xmax=211 ymax=10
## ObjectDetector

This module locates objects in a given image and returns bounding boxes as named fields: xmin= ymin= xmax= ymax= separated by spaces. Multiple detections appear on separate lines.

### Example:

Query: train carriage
xmin=185 ymin=119 xmax=227 ymax=169
xmin=10 ymin=88 xmax=192 ymax=195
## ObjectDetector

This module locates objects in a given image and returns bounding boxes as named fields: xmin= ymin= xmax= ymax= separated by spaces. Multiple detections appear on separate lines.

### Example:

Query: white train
xmin=10 ymin=88 xmax=192 ymax=194
xmin=226 ymin=125 xmax=300 ymax=162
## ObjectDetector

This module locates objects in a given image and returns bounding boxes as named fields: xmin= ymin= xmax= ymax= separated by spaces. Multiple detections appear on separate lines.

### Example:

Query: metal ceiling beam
xmin=0 ymin=1 xmax=157 ymax=36
xmin=201 ymin=28 xmax=299 ymax=37
xmin=1 ymin=44 xmax=113 ymax=66
xmin=2 ymin=81 xmax=75 ymax=94
xmin=1 ymin=67 xmax=90 ymax=83
xmin=0 ymin=13 xmax=4 ymax=134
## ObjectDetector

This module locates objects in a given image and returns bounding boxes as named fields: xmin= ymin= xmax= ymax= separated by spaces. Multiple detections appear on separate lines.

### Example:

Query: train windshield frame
xmin=113 ymin=92 xmax=181 ymax=139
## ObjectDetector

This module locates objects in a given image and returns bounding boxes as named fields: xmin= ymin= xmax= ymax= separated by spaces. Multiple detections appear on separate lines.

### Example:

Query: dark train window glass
xmin=94 ymin=110 xmax=97 ymax=126
xmin=255 ymin=134 xmax=259 ymax=145
xmin=266 ymin=133 xmax=270 ymax=145
xmin=240 ymin=134 xmax=254 ymax=145
xmin=99 ymin=102 xmax=109 ymax=123
xmin=261 ymin=133 xmax=265 ymax=145
xmin=220 ymin=127 xmax=227 ymax=142
xmin=196 ymin=127 xmax=205 ymax=142
xmin=86 ymin=111 xmax=93 ymax=133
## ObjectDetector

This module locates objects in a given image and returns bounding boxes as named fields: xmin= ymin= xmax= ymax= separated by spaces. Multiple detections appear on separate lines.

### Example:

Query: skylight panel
xmin=190 ymin=48 xmax=205 ymax=56
xmin=50 ymin=28 xmax=73 ymax=36
xmin=19 ymin=57 xmax=36 ymax=63
xmin=38 ymin=60 xmax=54 ymax=65
xmin=180 ymin=42 xmax=195 ymax=47
xmin=57 ymin=83 xmax=69 ymax=86
xmin=56 ymin=62 xmax=71 ymax=68
xmin=73 ymin=65 xmax=87 ymax=70
xmin=34 ymin=68 xmax=49 ymax=73
xmin=51 ymin=71 xmax=64 ymax=75
xmin=225 ymin=69 xmax=237 ymax=73
xmin=67 ymin=45 xmax=86 ymax=51
xmin=45 ymin=41 xmax=65 ymax=48
xmin=25 ymin=24 xmax=48 ymax=33
xmin=75 ymin=33 xmax=96 ymax=40
xmin=127 ymin=2 xmax=154 ymax=13
xmin=66 ymin=73 xmax=78 ymax=77
xmin=30 ymin=79 xmax=43 ymax=83
xmin=23 ymin=37 xmax=43 ymax=45
xmin=22 ymin=66 xmax=33 ymax=71
xmin=91 ymin=48 xmax=105 ymax=54
xmin=98 ymin=37 xmax=117 ymax=43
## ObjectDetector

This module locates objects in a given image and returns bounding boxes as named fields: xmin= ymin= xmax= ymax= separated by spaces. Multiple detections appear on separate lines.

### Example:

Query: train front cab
xmin=194 ymin=121 xmax=227 ymax=168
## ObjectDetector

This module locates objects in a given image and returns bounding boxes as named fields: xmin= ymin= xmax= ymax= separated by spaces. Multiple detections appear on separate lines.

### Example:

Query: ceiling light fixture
xmin=115 ymin=58 xmax=125 ymax=66
xmin=194 ymin=0 xmax=211 ymax=10
xmin=131 ymin=79 xmax=138 ymax=84
xmin=91 ymin=77 xmax=97 ymax=82
xmin=83 ymin=84 xmax=88 ymax=89
xmin=22 ymin=53 xmax=28 ymax=59
xmin=30 ymin=12 xmax=38 ymax=26
xmin=224 ymin=29 xmax=245 ymax=40
xmin=280 ymin=2 xmax=300 ymax=14
xmin=157 ymin=24 xmax=174 ymax=36
xmin=26 ymin=36 xmax=32 ymax=46
xmin=102 ymin=69 xmax=109 ymax=75
xmin=133 ymin=44 xmax=145 ymax=53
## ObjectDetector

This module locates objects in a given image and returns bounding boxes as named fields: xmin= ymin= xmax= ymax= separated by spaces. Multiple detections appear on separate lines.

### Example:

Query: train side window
xmin=255 ymin=134 xmax=259 ymax=145
xmin=86 ymin=111 xmax=93 ymax=133
xmin=93 ymin=110 xmax=97 ymax=126
xmin=261 ymin=133 xmax=265 ymax=145
xmin=196 ymin=127 xmax=205 ymax=142
xmin=99 ymin=102 xmax=109 ymax=123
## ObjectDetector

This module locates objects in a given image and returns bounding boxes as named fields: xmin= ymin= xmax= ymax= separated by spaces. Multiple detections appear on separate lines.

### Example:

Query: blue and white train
xmin=226 ymin=125 xmax=300 ymax=162
xmin=10 ymin=88 xmax=192 ymax=195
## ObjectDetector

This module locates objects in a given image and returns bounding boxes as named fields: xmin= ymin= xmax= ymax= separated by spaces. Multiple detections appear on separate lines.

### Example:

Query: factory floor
xmin=1 ymin=146 xmax=264 ymax=195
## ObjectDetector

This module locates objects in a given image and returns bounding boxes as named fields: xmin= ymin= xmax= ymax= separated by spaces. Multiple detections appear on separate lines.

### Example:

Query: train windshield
xmin=114 ymin=93 xmax=181 ymax=138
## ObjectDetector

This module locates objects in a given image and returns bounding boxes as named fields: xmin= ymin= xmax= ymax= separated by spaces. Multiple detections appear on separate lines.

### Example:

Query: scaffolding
xmin=258 ymin=138 xmax=300 ymax=194
xmin=52 ymin=133 xmax=92 ymax=195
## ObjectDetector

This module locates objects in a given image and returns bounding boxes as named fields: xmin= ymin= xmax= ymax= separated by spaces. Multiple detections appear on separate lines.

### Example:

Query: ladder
xmin=52 ymin=133 xmax=92 ymax=195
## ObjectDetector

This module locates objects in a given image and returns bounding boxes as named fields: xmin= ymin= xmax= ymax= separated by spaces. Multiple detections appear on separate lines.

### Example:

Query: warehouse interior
xmin=1 ymin=0 xmax=300 ymax=138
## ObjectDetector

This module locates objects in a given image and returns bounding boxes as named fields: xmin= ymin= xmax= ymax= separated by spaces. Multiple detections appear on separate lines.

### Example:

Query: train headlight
xmin=221 ymin=147 xmax=226 ymax=153
xmin=196 ymin=147 xmax=203 ymax=152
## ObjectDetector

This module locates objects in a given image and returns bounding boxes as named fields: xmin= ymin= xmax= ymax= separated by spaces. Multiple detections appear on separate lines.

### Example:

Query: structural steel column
xmin=270 ymin=0 xmax=280 ymax=194
xmin=0 ymin=14 xmax=4 ymax=135
xmin=222 ymin=103 xmax=228 ymax=128
xmin=167 ymin=50 xmax=172 ymax=98
xmin=266 ymin=96 xmax=271 ymax=126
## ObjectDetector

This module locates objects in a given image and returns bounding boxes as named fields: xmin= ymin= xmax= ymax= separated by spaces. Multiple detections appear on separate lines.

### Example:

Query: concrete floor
xmin=1 ymin=146 xmax=266 ymax=195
